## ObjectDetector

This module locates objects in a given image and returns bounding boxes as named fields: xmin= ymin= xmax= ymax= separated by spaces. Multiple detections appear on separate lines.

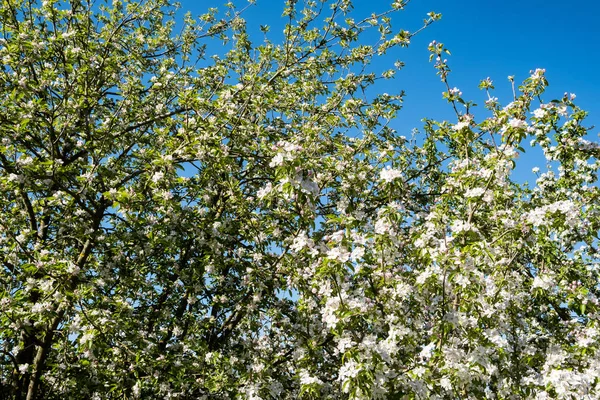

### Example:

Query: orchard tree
xmin=0 ymin=0 xmax=599 ymax=399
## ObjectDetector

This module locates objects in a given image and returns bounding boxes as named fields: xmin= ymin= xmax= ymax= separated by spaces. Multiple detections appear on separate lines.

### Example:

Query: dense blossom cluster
xmin=0 ymin=0 xmax=599 ymax=399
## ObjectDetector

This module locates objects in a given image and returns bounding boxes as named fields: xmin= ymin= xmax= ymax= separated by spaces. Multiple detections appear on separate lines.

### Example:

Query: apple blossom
xmin=1 ymin=1 xmax=599 ymax=399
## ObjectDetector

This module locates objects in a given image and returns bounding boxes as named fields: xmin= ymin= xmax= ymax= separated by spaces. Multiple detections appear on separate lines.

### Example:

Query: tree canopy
xmin=0 ymin=0 xmax=599 ymax=399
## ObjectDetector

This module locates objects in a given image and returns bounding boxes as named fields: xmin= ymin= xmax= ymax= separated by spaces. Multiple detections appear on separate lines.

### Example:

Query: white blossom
xmin=379 ymin=166 xmax=403 ymax=183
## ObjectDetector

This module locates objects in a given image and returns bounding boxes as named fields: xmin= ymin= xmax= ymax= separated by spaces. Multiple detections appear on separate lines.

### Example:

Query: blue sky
xmin=180 ymin=0 xmax=600 ymax=181
xmin=379 ymin=0 xmax=600 ymax=131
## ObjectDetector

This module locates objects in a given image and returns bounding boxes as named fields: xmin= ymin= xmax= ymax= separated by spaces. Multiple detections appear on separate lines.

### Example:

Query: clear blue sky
xmin=179 ymin=0 xmax=600 ymax=180
xmin=377 ymin=0 xmax=600 ymax=133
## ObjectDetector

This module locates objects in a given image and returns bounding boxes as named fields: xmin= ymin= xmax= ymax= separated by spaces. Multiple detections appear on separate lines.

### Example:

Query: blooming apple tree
xmin=0 ymin=0 xmax=599 ymax=399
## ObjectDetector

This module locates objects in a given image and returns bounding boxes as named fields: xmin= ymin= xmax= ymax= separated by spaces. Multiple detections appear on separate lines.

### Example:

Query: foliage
xmin=0 ymin=0 xmax=598 ymax=399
